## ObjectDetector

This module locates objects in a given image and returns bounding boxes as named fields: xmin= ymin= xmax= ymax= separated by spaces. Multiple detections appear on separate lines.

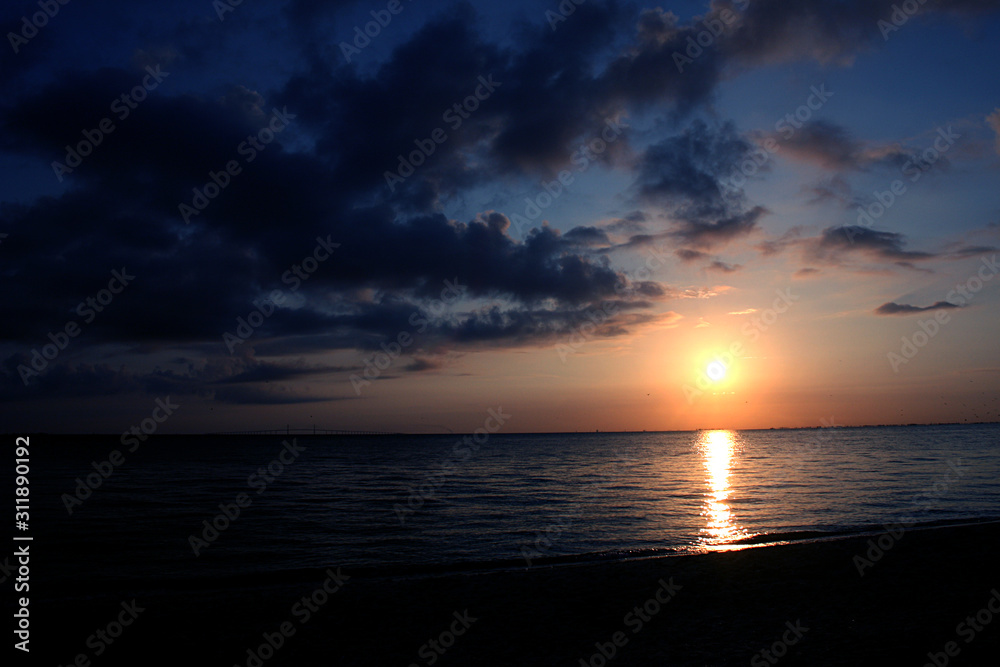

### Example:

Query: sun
xmin=706 ymin=360 xmax=728 ymax=382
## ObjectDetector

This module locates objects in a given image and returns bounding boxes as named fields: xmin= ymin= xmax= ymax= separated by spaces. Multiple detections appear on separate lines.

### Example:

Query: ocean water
xmin=26 ymin=424 xmax=1000 ymax=595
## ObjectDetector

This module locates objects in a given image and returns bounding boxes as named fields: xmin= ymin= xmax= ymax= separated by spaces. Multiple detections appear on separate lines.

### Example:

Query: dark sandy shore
xmin=38 ymin=520 xmax=999 ymax=666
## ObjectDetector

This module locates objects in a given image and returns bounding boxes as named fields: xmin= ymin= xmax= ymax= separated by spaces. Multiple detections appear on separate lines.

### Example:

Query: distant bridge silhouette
xmin=211 ymin=426 xmax=400 ymax=436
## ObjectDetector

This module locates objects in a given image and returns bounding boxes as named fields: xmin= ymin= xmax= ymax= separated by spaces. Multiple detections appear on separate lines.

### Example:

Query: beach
xmin=36 ymin=519 xmax=999 ymax=666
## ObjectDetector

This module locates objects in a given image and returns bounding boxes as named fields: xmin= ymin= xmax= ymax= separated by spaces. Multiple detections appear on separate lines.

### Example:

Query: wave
xmin=43 ymin=515 xmax=1000 ymax=603
xmin=729 ymin=515 xmax=1000 ymax=546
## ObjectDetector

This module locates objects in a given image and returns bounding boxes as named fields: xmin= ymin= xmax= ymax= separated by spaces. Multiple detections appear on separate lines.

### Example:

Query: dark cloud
xmin=768 ymin=120 xmax=942 ymax=173
xmin=283 ymin=0 xmax=363 ymax=31
xmin=600 ymin=211 xmax=649 ymax=236
xmin=758 ymin=227 xmax=804 ymax=256
xmin=601 ymin=7 xmax=723 ymax=112
xmin=948 ymin=245 xmax=999 ymax=258
xmin=0 ymin=355 xmax=355 ymax=404
xmin=600 ymin=232 xmax=669 ymax=254
xmin=723 ymin=0 xmax=885 ymax=64
xmin=0 ymin=59 xmax=659 ymax=344
xmin=810 ymin=226 xmax=935 ymax=265
xmin=219 ymin=364 xmax=354 ymax=384
xmin=804 ymin=175 xmax=853 ymax=206
xmin=776 ymin=120 xmax=863 ymax=170
xmin=759 ymin=225 xmax=954 ymax=271
xmin=404 ymin=358 xmax=441 ymax=372
xmin=776 ymin=121 xmax=867 ymax=170
xmin=875 ymin=301 xmax=961 ymax=315
xmin=562 ymin=226 xmax=613 ymax=248
xmin=676 ymin=249 xmax=707 ymax=262
xmin=671 ymin=248 xmax=739 ymax=272
xmin=444 ymin=304 xmax=681 ymax=345
xmin=212 ymin=385 xmax=333 ymax=405
xmin=725 ymin=0 xmax=1000 ymax=66
xmin=707 ymin=260 xmax=742 ymax=273
xmin=632 ymin=120 xmax=768 ymax=250
xmin=674 ymin=206 xmax=768 ymax=249
xmin=636 ymin=120 xmax=754 ymax=214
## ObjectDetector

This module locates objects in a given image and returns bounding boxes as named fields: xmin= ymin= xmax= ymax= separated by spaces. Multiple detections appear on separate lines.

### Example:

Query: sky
xmin=1 ymin=0 xmax=999 ymax=434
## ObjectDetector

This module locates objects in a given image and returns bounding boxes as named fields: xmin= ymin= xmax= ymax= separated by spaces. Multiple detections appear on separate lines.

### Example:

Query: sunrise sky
xmin=2 ymin=0 xmax=999 ymax=433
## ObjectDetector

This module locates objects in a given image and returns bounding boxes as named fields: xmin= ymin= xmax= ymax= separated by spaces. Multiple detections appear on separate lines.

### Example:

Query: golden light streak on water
xmin=697 ymin=430 xmax=749 ymax=548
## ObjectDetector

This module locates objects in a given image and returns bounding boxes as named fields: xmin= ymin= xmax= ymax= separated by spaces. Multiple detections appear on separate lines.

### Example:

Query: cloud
xmin=218 ymin=363 xmax=352 ymax=384
xmin=874 ymin=301 xmax=961 ymax=315
xmin=562 ymin=226 xmax=613 ymax=248
xmin=0 ymin=355 xmax=357 ymax=404
xmin=602 ymin=232 xmax=671 ymax=254
xmin=636 ymin=120 xmax=754 ymax=211
xmin=403 ymin=358 xmax=441 ymax=372
xmin=804 ymin=175 xmax=853 ymax=206
xmin=724 ymin=0 xmax=1000 ymax=66
xmin=947 ymin=245 xmax=999 ymax=259
xmin=707 ymin=260 xmax=742 ymax=273
xmin=212 ymin=385 xmax=335 ymax=405
xmin=444 ymin=304 xmax=683 ymax=346
xmin=763 ymin=226 xmax=987 ymax=273
xmin=599 ymin=212 xmax=648 ymax=236
xmin=809 ymin=226 xmax=935 ymax=266
xmin=674 ymin=206 xmax=768 ymax=249
xmin=758 ymin=227 xmax=805 ymax=256
xmin=282 ymin=0 xmax=364 ymax=32
xmin=988 ymin=108 xmax=1000 ymax=155
xmin=675 ymin=248 xmax=707 ymax=261
xmin=728 ymin=308 xmax=757 ymax=316
xmin=766 ymin=120 xmax=927 ymax=172
xmin=632 ymin=120 xmax=769 ymax=251
xmin=771 ymin=120 xmax=864 ymax=170
xmin=679 ymin=285 xmax=733 ymax=299
xmin=5 ymin=6 xmax=736 ymax=367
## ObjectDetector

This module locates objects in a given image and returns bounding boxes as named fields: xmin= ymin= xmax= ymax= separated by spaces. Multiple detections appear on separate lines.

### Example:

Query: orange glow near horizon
xmin=698 ymin=430 xmax=748 ymax=548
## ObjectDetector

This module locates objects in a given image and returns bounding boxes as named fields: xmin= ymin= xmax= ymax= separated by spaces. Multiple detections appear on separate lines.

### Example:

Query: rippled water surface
xmin=29 ymin=424 xmax=1000 ymax=589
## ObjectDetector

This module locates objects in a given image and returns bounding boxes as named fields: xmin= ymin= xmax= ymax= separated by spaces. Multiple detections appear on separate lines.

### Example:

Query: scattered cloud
xmin=874 ymin=301 xmax=961 ymax=315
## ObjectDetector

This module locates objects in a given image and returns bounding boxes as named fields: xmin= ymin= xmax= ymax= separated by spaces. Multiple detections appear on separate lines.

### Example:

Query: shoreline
xmin=37 ymin=515 xmax=1000 ymax=594
xmin=34 ymin=519 xmax=1000 ymax=665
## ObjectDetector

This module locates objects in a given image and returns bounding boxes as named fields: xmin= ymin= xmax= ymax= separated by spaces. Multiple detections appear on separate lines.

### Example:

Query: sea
xmin=23 ymin=423 xmax=1000 ymax=598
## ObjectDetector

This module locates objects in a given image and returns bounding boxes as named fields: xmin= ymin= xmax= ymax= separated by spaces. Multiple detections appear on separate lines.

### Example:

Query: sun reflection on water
xmin=698 ymin=430 xmax=748 ymax=548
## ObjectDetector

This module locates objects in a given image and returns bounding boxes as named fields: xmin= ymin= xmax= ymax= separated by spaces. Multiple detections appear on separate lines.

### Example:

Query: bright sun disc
xmin=706 ymin=360 xmax=727 ymax=382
